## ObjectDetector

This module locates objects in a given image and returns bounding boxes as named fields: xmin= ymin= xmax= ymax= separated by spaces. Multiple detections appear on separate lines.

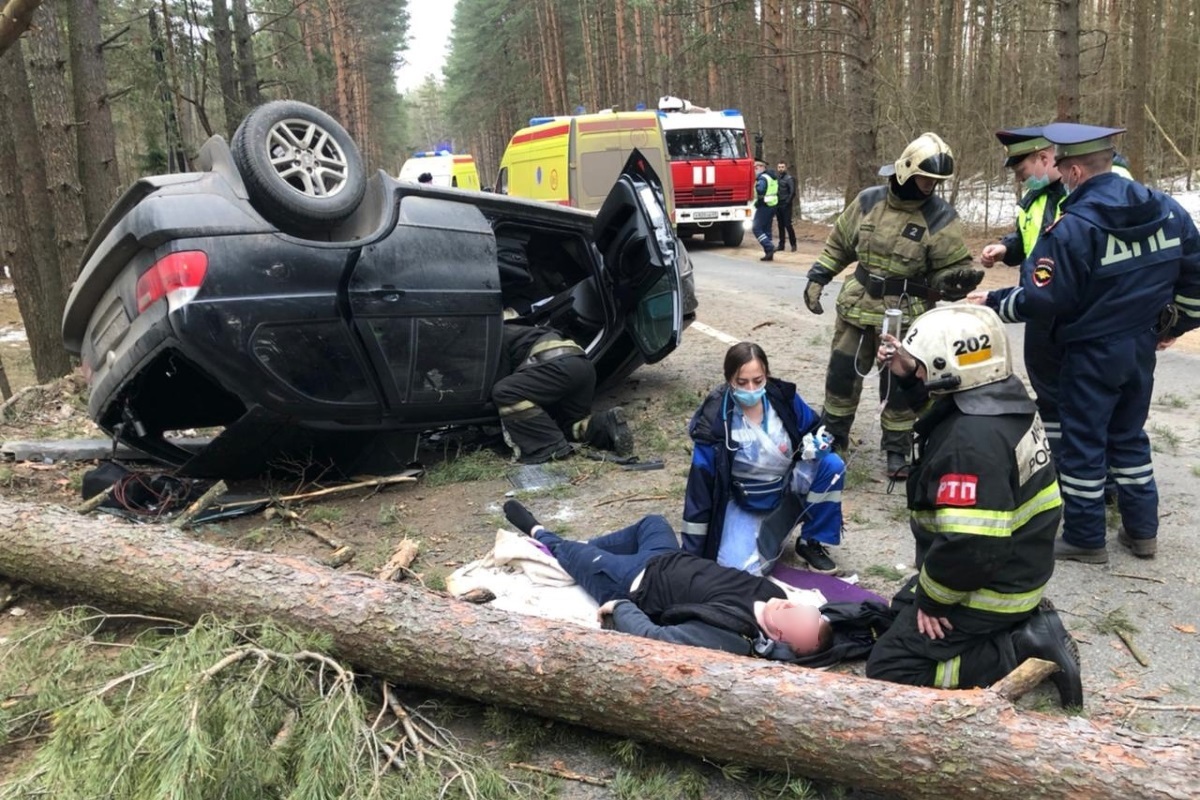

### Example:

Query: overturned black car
xmin=62 ymin=101 xmax=697 ymax=477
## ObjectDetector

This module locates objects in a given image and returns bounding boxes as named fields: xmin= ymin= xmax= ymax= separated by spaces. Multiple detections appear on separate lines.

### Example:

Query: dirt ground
xmin=0 ymin=218 xmax=1197 ymax=797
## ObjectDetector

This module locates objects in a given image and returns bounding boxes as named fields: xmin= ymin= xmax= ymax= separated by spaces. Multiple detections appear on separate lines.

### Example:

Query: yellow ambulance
xmin=398 ymin=150 xmax=481 ymax=190
xmin=496 ymin=110 xmax=673 ymax=215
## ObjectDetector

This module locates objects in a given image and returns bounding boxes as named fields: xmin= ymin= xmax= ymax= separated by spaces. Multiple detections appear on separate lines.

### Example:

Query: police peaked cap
xmin=995 ymin=126 xmax=1052 ymax=168
xmin=1042 ymin=122 xmax=1126 ymax=162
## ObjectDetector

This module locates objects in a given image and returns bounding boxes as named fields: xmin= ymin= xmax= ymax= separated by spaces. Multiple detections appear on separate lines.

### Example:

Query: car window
xmin=626 ymin=272 xmax=678 ymax=356
xmin=665 ymin=129 xmax=747 ymax=160
xmin=252 ymin=323 xmax=375 ymax=404
xmin=497 ymin=167 xmax=508 ymax=195
xmin=369 ymin=317 xmax=492 ymax=402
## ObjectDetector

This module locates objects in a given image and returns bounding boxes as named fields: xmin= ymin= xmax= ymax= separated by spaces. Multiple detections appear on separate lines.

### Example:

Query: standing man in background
xmin=775 ymin=161 xmax=797 ymax=253
xmin=752 ymin=159 xmax=779 ymax=261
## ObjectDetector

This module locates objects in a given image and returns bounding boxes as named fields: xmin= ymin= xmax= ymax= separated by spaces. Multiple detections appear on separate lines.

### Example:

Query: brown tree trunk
xmin=232 ymin=0 xmax=260 ymax=107
xmin=844 ymin=0 xmax=878 ymax=204
xmin=0 ymin=59 xmax=71 ymax=381
xmin=1056 ymin=0 xmax=1080 ymax=121
xmin=578 ymin=0 xmax=598 ymax=113
xmin=1123 ymin=0 xmax=1155 ymax=180
xmin=632 ymin=4 xmax=647 ymax=105
xmin=210 ymin=0 xmax=240 ymax=139
xmin=147 ymin=9 xmax=187 ymax=172
xmin=0 ymin=0 xmax=41 ymax=56
xmin=0 ymin=499 xmax=1197 ymax=800
xmin=24 ymin=4 xmax=87 ymax=301
xmin=65 ymin=0 xmax=121 ymax=237
xmin=614 ymin=0 xmax=628 ymax=107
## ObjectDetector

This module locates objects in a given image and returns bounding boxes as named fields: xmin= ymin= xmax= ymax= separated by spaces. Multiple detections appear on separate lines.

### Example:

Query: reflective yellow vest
xmin=760 ymin=174 xmax=779 ymax=207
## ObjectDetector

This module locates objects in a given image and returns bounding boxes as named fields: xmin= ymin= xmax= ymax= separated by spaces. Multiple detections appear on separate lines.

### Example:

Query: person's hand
xmin=597 ymin=600 xmax=621 ymax=622
xmin=917 ymin=608 xmax=953 ymax=640
xmin=803 ymin=280 xmax=825 ymax=314
xmin=965 ymin=290 xmax=989 ymax=306
xmin=980 ymin=243 xmax=1006 ymax=268
xmin=937 ymin=268 xmax=985 ymax=301
xmin=877 ymin=334 xmax=916 ymax=378
xmin=1157 ymin=336 xmax=1177 ymax=351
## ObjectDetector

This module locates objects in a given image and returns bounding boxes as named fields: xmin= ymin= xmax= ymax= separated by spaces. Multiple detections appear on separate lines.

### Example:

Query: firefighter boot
xmin=1011 ymin=606 xmax=1083 ymax=709
xmin=886 ymin=451 xmax=910 ymax=480
xmin=581 ymin=407 xmax=634 ymax=455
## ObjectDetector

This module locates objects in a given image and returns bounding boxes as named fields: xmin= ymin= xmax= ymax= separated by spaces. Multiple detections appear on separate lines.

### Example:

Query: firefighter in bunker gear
xmin=803 ymin=132 xmax=981 ymax=478
xmin=865 ymin=305 xmax=1080 ymax=708
xmin=493 ymin=323 xmax=633 ymax=464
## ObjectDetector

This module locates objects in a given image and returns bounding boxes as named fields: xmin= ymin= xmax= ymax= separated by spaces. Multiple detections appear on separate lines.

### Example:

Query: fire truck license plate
xmin=692 ymin=211 xmax=719 ymax=220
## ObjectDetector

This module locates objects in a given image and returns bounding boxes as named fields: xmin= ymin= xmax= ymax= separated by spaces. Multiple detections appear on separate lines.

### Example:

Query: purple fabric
xmin=770 ymin=564 xmax=888 ymax=606
xmin=527 ymin=537 xmax=554 ymax=558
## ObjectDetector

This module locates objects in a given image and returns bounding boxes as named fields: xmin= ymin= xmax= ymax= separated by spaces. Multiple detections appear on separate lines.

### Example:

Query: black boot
xmin=1011 ymin=605 xmax=1083 ymax=709
xmin=503 ymin=499 xmax=541 ymax=536
xmin=886 ymin=451 xmax=910 ymax=480
xmin=583 ymin=407 xmax=634 ymax=455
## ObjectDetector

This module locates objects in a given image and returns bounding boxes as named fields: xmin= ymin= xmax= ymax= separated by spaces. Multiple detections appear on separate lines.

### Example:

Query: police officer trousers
xmin=752 ymin=206 xmax=776 ymax=254
xmin=494 ymin=355 xmax=595 ymax=464
xmin=822 ymin=316 xmax=915 ymax=455
xmin=1057 ymin=331 xmax=1158 ymax=548
xmin=865 ymin=577 xmax=1024 ymax=690
xmin=1023 ymin=319 xmax=1063 ymax=459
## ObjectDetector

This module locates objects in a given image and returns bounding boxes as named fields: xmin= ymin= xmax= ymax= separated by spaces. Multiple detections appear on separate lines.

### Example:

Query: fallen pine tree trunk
xmin=0 ymin=499 xmax=1196 ymax=800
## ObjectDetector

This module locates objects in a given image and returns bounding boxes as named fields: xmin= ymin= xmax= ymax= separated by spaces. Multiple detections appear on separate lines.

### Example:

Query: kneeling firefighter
xmin=493 ymin=322 xmax=633 ymax=464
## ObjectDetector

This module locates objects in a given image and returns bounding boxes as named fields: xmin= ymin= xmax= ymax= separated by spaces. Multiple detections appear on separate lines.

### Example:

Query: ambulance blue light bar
xmin=529 ymin=116 xmax=557 ymax=126
xmin=722 ymin=109 xmax=742 ymax=116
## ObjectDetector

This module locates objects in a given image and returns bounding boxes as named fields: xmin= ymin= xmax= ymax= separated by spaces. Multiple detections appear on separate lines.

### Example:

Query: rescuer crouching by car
xmin=494 ymin=321 xmax=634 ymax=464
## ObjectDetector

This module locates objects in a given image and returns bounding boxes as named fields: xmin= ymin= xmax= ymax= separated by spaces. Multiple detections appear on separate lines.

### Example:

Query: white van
xmin=398 ymin=151 xmax=481 ymax=190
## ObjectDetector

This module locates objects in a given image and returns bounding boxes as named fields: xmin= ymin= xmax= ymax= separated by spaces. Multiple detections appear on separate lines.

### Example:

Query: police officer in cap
xmin=752 ymin=159 xmax=779 ymax=261
xmin=973 ymin=127 xmax=1070 ymax=457
xmin=1002 ymin=123 xmax=1200 ymax=564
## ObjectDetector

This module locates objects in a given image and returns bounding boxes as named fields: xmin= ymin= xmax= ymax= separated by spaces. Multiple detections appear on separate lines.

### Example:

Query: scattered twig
xmin=382 ymin=683 xmax=425 ymax=767
xmin=1116 ymin=629 xmax=1151 ymax=667
xmin=172 ymin=480 xmax=228 ymax=529
xmin=595 ymin=493 xmax=668 ymax=507
xmin=1118 ymin=701 xmax=1200 ymax=713
xmin=376 ymin=540 xmax=419 ymax=582
xmin=509 ymin=761 xmax=611 ymax=787
xmin=1111 ymin=572 xmax=1167 ymax=584
xmin=991 ymin=658 xmax=1059 ymax=701
xmin=74 ymin=484 xmax=118 ymax=514
xmin=218 ymin=472 xmax=421 ymax=510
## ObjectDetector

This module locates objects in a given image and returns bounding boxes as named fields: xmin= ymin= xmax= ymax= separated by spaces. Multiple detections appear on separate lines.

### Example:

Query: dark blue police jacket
xmin=1014 ymin=172 xmax=1200 ymax=343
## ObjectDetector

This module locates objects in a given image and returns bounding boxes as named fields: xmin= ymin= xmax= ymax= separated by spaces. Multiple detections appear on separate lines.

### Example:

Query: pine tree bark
xmin=844 ymin=0 xmax=878 ymax=204
xmin=65 ymin=0 xmax=122 ymax=237
xmin=0 ymin=61 xmax=71 ymax=381
xmin=231 ymin=0 xmax=260 ymax=107
xmin=1056 ymin=0 xmax=1080 ymax=122
xmin=210 ymin=0 xmax=240 ymax=139
xmin=25 ymin=4 xmax=88 ymax=301
xmin=0 ymin=498 xmax=1197 ymax=800
xmin=0 ymin=0 xmax=41 ymax=56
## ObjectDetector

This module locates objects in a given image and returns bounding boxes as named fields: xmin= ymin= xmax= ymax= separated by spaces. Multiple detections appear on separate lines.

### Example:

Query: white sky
xmin=395 ymin=1 xmax=458 ymax=94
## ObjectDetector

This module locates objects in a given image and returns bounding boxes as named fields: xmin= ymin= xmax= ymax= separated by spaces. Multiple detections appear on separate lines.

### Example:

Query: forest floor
xmin=0 ymin=220 xmax=1197 ymax=798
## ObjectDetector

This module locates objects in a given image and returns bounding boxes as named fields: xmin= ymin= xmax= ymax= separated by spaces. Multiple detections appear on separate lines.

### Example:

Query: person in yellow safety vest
xmin=976 ymin=127 xmax=1068 ymax=458
xmin=751 ymin=159 xmax=779 ymax=261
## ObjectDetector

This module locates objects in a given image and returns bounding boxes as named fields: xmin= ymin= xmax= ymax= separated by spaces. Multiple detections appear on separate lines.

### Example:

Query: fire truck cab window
xmin=665 ymin=129 xmax=747 ymax=160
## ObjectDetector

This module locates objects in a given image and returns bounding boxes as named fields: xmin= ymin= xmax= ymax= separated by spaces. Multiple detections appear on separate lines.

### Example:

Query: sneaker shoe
xmin=886 ymin=451 xmax=910 ymax=480
xmin=1117 ymin=528 xmax=1156 ymax=559
xmin=1011 ymin=606 xmax=1084 ymax=709
xmin=1053 ymin=537 xmax=1109 ymax=564
xmin=795 ymin=540 xmax=837 ymax=574
xmin=503 ymin=499 xmax=541 ymax=536
xmin=790 ymin=244 xmax=797 ymax=252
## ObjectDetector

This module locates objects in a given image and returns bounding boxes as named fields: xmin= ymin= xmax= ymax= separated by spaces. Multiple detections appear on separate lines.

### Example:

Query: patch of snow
xmin=0 ymin=326 xmax=27 ymax=343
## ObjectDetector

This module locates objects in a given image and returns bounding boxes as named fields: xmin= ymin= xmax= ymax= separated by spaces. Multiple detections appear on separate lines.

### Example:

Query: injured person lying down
xmin=503 ymin=501 xmax=847 ymax=661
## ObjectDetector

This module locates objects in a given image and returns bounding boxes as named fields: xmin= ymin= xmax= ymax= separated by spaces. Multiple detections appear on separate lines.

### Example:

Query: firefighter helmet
xmin=901 ymin=305 xmax=1010 ymax=394
xmin=880 ymin=132 xmax=956 ymax=183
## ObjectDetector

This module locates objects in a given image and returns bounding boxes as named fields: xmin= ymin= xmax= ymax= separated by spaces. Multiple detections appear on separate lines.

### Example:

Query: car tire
xmin=721 ymin=222 xmax=745 ymax=247
xmin=231 ymin=100 xmax=366 ymax=234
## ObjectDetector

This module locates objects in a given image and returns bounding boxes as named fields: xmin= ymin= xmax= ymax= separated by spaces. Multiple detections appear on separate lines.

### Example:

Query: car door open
xmin=592 ymin=150 xmax=683 ymax=364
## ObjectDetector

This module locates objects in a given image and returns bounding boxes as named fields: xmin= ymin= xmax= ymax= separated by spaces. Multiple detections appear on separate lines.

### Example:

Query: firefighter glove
xmin=937 ymin=268 xmax=985 ymax=301
xmin=804 ymin=280 xmax=825 ymax=314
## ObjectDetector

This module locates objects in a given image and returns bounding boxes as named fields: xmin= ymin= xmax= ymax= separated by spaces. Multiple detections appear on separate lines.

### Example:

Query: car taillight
xmin=136 ymin=250 xmax=208 ymax=314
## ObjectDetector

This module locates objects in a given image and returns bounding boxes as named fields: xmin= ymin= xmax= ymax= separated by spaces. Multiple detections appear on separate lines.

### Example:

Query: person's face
xmin=1013 ymin=150 xmax=1059 ymax=183
xmin=777 ymin=163 xmax=787 ymax=174
xmin=1058 ymin=158 xmax=1084 ymax=193
xmin=914 ymin=175 xmax=939 ymax=195
xmin=763 ymin=600 xmax=823 ymax=654
xmin=730 ymin=358 xmax=768 ymax=392
xmin=755 ymin=163 xmax=766 ymax=175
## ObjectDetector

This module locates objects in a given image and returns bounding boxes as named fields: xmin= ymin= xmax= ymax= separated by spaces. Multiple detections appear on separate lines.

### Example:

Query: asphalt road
xmin=684 ymin=245 xmax=1200 ymax=731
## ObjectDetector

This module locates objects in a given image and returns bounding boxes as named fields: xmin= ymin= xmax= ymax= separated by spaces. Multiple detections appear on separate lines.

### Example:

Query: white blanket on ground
xmin=446 ymin=529 xmax=601 ymax=629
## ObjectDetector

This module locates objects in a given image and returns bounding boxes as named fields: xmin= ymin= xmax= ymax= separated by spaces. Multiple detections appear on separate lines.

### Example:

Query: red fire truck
xmin=657 ymin=96 xmax=754 ymax=247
